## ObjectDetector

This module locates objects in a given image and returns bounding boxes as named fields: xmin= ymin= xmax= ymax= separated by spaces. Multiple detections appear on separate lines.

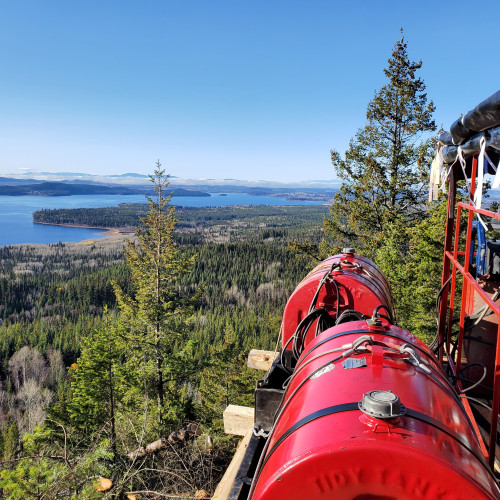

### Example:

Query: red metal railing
xmin=438 ymin=154 xmax=500 ymax=469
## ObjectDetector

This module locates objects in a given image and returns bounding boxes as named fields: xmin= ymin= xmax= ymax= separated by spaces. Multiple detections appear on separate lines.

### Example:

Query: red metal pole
xmin=439 ymin=169 xmax=457 ymax=362
xmin=447 ymin=202 xmax=463 ymax=362
xmin=456 ymin=156 xmax=478 ymax=374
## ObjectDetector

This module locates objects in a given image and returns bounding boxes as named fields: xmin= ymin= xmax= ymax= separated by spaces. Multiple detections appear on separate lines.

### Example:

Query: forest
xmin=0 ymin=37 xmax=454 ymax=499
xmin=0 ymin=197 xmax=326 ymax=498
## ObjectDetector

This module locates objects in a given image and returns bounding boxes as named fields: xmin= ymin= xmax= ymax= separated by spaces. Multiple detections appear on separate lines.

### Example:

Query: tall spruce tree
xmin=113 ymin=162 xmax=198 ymax=432
xmin=324 ymin=33 xmax=436 ymax=255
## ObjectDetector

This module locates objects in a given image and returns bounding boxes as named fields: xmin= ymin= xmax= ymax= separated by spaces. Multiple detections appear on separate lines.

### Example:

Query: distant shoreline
xmin=33 ymin=221 xmax=135 ymax=236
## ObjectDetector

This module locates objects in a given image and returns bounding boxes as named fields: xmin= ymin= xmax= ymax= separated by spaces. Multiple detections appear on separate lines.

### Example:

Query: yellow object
xmin=93 ymin=477 xmax=113 ymax=492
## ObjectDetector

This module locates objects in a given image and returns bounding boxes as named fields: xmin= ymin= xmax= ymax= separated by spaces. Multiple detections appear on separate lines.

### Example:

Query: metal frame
xmin=438 ymin=154 xmax=500 ymax=469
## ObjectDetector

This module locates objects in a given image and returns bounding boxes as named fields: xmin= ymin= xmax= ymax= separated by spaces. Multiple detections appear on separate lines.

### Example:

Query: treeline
xmin=0 ymin=237 xmax=310 ymax=372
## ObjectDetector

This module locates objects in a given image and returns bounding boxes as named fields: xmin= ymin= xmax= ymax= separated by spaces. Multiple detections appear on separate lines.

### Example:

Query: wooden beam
xmin=212 ymin=428 xmax=253 ymax=500
xmin=247 ymin=349 xmax=278 ymax=371
xmin=223 ymin=405 xmax=254 ymax=436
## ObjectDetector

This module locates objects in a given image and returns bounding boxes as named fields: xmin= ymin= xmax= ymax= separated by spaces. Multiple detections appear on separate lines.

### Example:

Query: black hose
xmin=292 ymin=308 xmax=334 ymax=361
xmin=429 ymin=276 xmax=453 ymax=351
xmin=335 ymin=309 xmax=365 ymax=325
xmin=372 ymin=304 xmax=394 ymax=324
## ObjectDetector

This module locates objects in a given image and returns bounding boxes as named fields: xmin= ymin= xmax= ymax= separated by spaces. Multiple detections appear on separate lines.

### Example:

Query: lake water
xmin=0 ymin=193 xmax=320 ymax=246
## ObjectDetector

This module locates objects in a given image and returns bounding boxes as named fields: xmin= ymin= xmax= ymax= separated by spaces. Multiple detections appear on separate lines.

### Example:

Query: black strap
xmin=297 ymin=329 xmax=469 ymax=424
xmin=404 ymin=408 xmax=492 ymax=475
xmin=259 ymin=402 xmax=359 ymax=474
xmin=256 ymin=402 xmax=495 ymax=485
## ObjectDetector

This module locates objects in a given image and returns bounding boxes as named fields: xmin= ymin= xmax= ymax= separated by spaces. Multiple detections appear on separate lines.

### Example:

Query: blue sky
xmin=0 ymin=1 xmax=499 ymax=182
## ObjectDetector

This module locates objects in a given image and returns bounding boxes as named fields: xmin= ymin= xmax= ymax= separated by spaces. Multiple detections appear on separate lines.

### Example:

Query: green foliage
xmin=2 ymin=422 xmax=19 ymax=461
xmin=67 ymin=311 xmax=125 ymax=454
xmin=401 ymin=198 xmax=448 ymax=340
xmin=112 ymin=162 xmax=199 ymax=431
xmin=199 ymin=330 xmax=259 ymax=431
xmin=324 ymin=33 xmax=436 ymax=256
xmin=0 ymin=425 xmax=113 ymax=500
xmin=320 ymin=33 xmax=445 ymax=343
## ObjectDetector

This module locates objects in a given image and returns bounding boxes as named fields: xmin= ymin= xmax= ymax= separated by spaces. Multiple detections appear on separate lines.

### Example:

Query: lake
xmin=0 ymin=193 xmax=320 ymax=246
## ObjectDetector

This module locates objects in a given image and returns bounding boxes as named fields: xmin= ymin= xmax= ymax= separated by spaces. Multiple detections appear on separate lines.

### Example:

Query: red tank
xmin=281 ymin=251 xmax=394 ymax=355
xmin=251 ymin=320 xmax=500 ymax=499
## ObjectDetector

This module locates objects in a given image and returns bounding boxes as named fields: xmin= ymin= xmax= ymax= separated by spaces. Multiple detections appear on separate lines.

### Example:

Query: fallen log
xmin=127 ymin=423 xmax=201 ymax=461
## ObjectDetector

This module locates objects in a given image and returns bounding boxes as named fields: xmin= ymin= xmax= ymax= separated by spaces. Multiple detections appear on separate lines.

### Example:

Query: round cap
xmin=342 ymin=247 xmax=355 ymax=255
xmin=358 ymin=390 xmax=405 ymax=419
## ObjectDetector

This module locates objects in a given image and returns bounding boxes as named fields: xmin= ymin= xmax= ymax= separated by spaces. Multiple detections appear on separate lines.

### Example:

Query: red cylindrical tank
xmin=251 ymin=320 xmax=500 ymax=499
xmin=281 ymin=251 xmax=394 ymax=353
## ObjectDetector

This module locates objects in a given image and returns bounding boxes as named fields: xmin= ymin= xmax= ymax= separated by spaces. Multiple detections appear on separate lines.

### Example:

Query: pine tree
xmin=67 ymin=310 xmax=124 ymax=455
xmin=324 ymin=32 xmax=436 ymax=255
xmin=0 ymin=425 xmax=112 ymax=500
xmin=2 ymin=422 xmax=19 ymax=461
xmin=112 ymin=162 xmax=199 ymax=432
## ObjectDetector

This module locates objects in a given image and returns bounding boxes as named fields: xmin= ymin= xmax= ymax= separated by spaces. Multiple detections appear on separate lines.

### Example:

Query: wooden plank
xmin=212 ymin=428 xmax=253 ymax=500
xmin=247 ymin=349 xmax=278 ymax=371
xmin=223 ymin=405 xmax=254 ymax=436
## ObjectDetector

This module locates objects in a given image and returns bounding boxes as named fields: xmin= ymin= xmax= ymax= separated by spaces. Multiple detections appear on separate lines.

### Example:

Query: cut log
xmin=223 ymin=405 xmax=254 ymax=436
xmin=247 ymin=349 xmax=278 ymax=371
xmin=93 ymin=477 xmax=113 ymax=492
xmin=128 ymin=437 xmax=167 ymax=461
xmin=127 ymin=423 xmax=201 ymax=460
xmin=212 ymin=428 xmax=253 ymax=500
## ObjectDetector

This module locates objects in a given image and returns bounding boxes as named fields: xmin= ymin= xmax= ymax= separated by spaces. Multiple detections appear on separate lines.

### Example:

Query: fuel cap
xmin=342 ymin=247 xmax=355 ymax=255
xmin=358 ymin=390 xmax=405 ymax=419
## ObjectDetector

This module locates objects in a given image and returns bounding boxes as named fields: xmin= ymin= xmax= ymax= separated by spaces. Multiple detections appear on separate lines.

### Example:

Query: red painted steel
xmin=248 ymin=148 xmax=500 ymax=497
xmin=437 ymin=151 xmax=500 ymax=467
xmin=281 ymin=252 xmax=393 ymax=351
xmin=252 ymin=321 xmax=500 ymax=499
xmin=438 ymin=168 xmax=457 ymax=361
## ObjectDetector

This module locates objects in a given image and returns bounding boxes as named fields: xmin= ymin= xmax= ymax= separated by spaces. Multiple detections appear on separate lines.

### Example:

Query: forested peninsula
xmin=33 ymin=204 xmax=327 ymax=235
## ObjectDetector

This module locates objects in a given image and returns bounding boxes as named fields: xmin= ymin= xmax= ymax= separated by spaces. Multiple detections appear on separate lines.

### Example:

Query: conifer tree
xmin=0 ymin=425 xmax=112 ymax=499
xmin=324 ymin=32 xmax=436 ymax=255
xmin=67 ymin=310 xmax=123 ymax=455
xmin=113 ymin=162 xmax=198 ymax=432
xmin=2 ymin=422 xmax=19 ymax=461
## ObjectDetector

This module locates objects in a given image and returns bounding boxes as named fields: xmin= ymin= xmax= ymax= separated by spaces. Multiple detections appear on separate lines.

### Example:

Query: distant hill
xmin=0 ymin=177 xmax=44 ymax=185
xmin=0 ymin=182 xmax=210 ymax=197
xmin=0 ymin=172 xmax=338 ymax=201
